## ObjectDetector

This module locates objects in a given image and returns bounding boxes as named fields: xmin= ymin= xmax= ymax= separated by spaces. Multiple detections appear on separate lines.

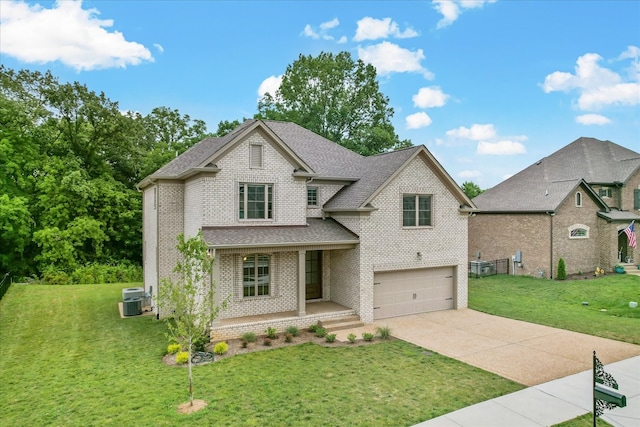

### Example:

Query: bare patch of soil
xmin=177 ymin=399 xmax=207 ymax=414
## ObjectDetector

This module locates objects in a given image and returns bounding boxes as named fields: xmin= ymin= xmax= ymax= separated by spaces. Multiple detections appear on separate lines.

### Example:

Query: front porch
xmin=211 ymin=301 xmax=358 ymax=340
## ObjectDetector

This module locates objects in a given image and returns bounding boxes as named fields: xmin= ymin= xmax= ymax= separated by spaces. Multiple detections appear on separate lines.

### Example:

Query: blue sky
xmin=1 ymin=0 xmax=639 ymax=188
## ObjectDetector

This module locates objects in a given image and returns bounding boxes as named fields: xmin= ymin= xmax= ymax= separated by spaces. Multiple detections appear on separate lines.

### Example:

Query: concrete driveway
xmin=340 ymin=309 xmax=640 ymax=386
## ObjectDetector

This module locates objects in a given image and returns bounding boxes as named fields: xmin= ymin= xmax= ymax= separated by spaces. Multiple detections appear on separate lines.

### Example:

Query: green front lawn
xmin=469 ymin=274 xmax=640 ymax=344
xmin=0 ymin=283 xmax=522 ymax=426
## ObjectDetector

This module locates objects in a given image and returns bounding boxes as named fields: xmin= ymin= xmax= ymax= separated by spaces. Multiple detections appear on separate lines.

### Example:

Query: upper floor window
xmin=575 ymin=191 xmax=582 ymax=207
xmin=599 ymin=187 xmax=612 ymax=198
xmin=243 ymin=254 xmax=270 ymax=297
xmin=307 ymin=186 xmax=318 ymax=207
xmin=403 ymin=194 xmax=432 ymax=227
xmin=239 ymin=183 xmax=273 ymax=220
xmin=569 ymin=224 xmax=589 ymax=239
xmin=250 ymin=144 xmax=263 ymax=169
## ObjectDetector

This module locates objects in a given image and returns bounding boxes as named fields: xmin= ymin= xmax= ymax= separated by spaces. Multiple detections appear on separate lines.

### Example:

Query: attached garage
xmin=373 ymin=267 xmax=455 ymax=320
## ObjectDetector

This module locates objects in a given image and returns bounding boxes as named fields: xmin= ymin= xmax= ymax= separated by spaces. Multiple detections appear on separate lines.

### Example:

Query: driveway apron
xmin=372 ymin=309 xmax=640 ymax=386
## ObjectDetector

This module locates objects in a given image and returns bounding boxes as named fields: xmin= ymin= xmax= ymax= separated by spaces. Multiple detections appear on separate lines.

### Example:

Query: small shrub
xmin=362 ymin=332 xmax=375 ymax=342
xmin=241 ymin=332 xmax=257 ymax=343
xmin=325 ymin=333 xmax=337 ymax=343
xmin=285 ymin=326 xmax=300 ymax=336
xmin=376 ymin=326 xmax=391 ymax=340
xmin=213 ymin=341 xmax=228 ymax=355
xmin=347 ymin=333 xmax=357 ymax=343
xmin=175 ymin=351 xmax=189 ymax=364
xmin=263 ymin=337 xmax=272 ymax=346
xmin=241 ymin=340 xmax=248 ymax=348
xmin=284 ymin=333 xmax=293 ymax=343
xmin=265 ymin=327 xmax=277 ymax=339
xmin=308 ymin=323 xmax=320 ymax=333
xmin=557 ymin=258 xmax=567 ymax=280
xmin=193 ymin=335 xmax=209 ymax=352
xmin=315 ymin=327 xmax=327 ymax=338
xmin=167 ymin=343 xmax=182 ymax=354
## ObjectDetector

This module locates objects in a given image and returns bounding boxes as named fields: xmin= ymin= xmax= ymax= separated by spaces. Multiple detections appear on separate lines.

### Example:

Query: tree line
xmin=1 ymin=52 xmax=482 ymax=281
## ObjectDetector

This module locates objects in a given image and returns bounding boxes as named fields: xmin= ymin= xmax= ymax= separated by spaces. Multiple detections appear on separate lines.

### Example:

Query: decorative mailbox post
xmin=593 ymin=351 xmax=626 ymax=427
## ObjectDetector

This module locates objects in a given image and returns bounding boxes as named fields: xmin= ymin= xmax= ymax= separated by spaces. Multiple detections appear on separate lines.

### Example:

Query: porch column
xmin=210 ymin=248 xmax=221 ymax=326
xmin=297 ymin=250 xmax=306 ymax=317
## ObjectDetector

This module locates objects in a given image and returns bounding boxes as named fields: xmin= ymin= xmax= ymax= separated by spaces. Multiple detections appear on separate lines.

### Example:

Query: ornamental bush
xmin=557 ymin=258 xmax=566 ymax=280
xmin=213 ymin=341 xmax=228 ymax=355
xmin=175 ymin=351 xmax=189 ymax=364
xmin=167 ymin=343 xmax=182 ymax=354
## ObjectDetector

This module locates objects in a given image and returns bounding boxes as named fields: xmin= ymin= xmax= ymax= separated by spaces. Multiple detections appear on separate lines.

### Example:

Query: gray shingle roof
xmin=473 ymin=137 xmax=640 ymax=212
xmin=201 ymin=218 xmax=359 ymax=248
xmin=140 ymin=119 xmax=469 ymax=211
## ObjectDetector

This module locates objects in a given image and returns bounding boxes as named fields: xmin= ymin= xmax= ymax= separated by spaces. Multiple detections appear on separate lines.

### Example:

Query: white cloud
xmin=432 ymin=0 xmax=497 ymax=29
xmin=0 ymin=0 xmax=153 ymax=71
xmin=153 ymin=43 xmax=164 ymax=54
xmin=459 ymin=170 xmax=482 ymax=179
xmin=258 ymin=75 xmax=282 ymax=98
xmin=302 ymin=18 xmax=341 ymax=41
xmin=412 ymin=86 xmax=450 ymax=108
xmin=405 ymin=112 xmax=433 ymax=129
xmin=337 ymin=36 xmax=348 ymax=44
xmin=541 ymin=50 xmax=640 ymax=110
xmin=575 ymin=114 xmax=611 ymax=125
xmin=618 ymin=45 xmax=640 ymax=61
xmin=320 ymin=18 xmax=340 ymax=30
xmin=357 ymin=41 xmax=434 ymax=79
xmin=354 ymin=17 xmax=418 ymax=42
xmin=446 ymin=124 xmax=496 ymax=140
xmin=477 ymin=140 xmax=526 ymax=155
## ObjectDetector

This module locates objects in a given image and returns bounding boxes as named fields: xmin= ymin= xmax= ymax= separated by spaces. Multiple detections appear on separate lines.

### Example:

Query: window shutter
xmin=634 ymin=189 xmax=640 ymax=210
xmin=250 ymin=144 xmax=263 ymax=168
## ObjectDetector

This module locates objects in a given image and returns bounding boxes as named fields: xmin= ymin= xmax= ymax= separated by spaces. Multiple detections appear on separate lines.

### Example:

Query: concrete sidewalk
xmin=414 ymin=355 xmax=640 ymax=427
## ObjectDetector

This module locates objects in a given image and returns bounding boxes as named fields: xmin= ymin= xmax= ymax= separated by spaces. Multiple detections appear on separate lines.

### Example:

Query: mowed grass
xmin=0 ymin=284 xmax=523 ymax=426
xmin=469 ymin=274 xmax=640 ymax=345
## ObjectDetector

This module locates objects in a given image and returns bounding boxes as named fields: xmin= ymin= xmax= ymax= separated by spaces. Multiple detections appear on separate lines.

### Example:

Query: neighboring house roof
xmin=473 ymin=137 xmax=639 ymax=213
xmin=138 ymin=119 xmax=475 ymax=212
xmin=201 ymin=218 xmax=359 ymax=249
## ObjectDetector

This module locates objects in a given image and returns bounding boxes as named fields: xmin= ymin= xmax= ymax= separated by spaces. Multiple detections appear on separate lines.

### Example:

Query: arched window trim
xmin=568 ymin=223 xmax=589 ymax=239
xmin=575 ymin=191 xmax=582 ymax=207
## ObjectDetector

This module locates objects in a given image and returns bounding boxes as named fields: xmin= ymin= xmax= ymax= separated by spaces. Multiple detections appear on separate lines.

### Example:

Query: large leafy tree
xmin=461 ymin=181 xmax=484 ymax=199
xmin=256 ymin=52 xmax=411 ymax=155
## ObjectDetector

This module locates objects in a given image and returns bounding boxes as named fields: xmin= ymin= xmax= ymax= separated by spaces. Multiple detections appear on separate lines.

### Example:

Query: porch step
xmin=319 ymin=315 xmax=364 ymax=332
xmin=622 ymin=263 xmax=640 ymax=276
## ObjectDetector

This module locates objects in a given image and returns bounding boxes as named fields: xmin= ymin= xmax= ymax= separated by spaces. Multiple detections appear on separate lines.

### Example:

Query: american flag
xmin=624 ymin=221 xmax=637 ymax=249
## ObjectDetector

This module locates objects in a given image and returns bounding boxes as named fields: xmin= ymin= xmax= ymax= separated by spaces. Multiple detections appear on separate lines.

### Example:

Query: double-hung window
xmin=239 ymin=183 xmax=273 ymax=220
xmin=243 ymin=254 xmax=270 ymax=297
xmin=307 ymin=186 xmax=318 ymax=207
xmin=403 ymin=194 xmax=432 ymax=227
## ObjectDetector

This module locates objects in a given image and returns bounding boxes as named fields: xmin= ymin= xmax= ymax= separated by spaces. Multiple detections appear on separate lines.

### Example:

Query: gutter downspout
xmin=549 ymin=211 xmax=555 ymax=279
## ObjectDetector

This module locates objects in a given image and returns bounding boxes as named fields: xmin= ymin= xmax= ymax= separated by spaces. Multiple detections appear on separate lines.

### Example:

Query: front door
xmin=619 ymin=231 xmax=628 ymax=262
xmin=305 ymin=250 xmax=322 ymax=300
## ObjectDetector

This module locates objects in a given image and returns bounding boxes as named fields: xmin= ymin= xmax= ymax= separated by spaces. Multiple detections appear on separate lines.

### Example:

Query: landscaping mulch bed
xmin=163 ymin=329 xmax=390 ymax=366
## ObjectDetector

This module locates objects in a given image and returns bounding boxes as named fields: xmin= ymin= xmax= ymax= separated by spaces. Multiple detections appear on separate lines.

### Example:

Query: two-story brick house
xmin=138 ymin=119 xmax=475 ymax=338
xmin=469 ymin=137 xmax=640 ymax=278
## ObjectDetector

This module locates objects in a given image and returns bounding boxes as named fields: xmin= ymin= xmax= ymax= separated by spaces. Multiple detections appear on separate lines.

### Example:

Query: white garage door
xmin=373 ymin=267 xmax=454 ymax=320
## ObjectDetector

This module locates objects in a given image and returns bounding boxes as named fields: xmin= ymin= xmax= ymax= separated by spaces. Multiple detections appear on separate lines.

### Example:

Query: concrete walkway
xmin=334 ymin=309 xmax=640 ymax=426
xmin=414 ymin=356 xmax=640 ymax=427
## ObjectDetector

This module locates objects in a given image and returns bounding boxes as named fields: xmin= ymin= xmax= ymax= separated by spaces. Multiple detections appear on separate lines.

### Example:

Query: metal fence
xmin=468 ymin=259 xmax=510 ymax=279
xmin=0 ymin=272 xmax=11 ymax=301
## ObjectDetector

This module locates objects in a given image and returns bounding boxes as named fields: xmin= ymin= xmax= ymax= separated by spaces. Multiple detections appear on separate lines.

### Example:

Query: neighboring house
xmin=469 ymin=137 xmax=640 ymax=278
xmin=138 ymin=119 xmax=475 ymax=339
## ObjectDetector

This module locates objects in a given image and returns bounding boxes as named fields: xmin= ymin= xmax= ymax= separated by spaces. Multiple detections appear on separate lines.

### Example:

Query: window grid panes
xmin=403 ymin=194 xmax=432 ymax=227
xmin=243 ymin=255 xmax=270 ymax=297
xmin=239 ymin=183 xmax=273 ymax=219
xmin=570 ymin=228 xmax=588 ymax=238
xmin=599 ymin=188 xmax=612 ymax=198
xmin=307 ymin=187 xmax=318 ymax=206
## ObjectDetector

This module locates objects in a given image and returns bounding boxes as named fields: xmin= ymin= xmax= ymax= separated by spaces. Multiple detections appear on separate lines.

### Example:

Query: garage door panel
xmin=373 ymin=267 xmax=455 ymax=320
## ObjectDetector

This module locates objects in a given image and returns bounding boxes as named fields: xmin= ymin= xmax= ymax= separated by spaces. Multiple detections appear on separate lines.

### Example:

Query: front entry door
xmin=619 ymin=231 xmax=628 ymax=262
xmin=305 ymin=250 xmax=322 ymax=300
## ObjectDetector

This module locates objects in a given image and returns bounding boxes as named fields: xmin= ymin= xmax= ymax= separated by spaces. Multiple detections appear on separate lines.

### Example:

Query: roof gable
xmin=473 ymin=137 xmax=637 ymax=212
